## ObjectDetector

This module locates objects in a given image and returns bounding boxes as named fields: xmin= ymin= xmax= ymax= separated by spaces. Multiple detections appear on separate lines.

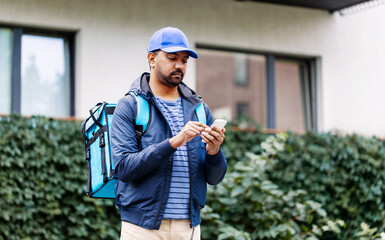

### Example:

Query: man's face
xmin=152 ymin=51 xmax=189 ymax=87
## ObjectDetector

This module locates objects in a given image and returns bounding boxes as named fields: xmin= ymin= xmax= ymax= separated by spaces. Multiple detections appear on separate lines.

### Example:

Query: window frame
xmin=196 ymin=43 xmax=318 ymax=131
xmin=1 ymin=24 xmax=76 ymax=116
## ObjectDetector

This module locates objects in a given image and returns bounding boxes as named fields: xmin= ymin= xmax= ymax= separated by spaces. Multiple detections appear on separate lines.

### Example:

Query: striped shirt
xmin=155 ymin=96 xmax=190 ymax=220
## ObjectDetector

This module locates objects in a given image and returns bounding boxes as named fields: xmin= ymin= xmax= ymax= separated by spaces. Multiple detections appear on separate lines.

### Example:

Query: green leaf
xmin=231 ymin=186 xmax=246 ymax=198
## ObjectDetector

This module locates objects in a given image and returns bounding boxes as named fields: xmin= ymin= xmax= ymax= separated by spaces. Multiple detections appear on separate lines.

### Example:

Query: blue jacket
xmin=110 ymin=73 xmax=227 ymax=230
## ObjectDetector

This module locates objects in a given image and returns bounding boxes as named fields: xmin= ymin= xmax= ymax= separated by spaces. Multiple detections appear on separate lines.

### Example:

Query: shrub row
xmin=1 ymin=115 xmax=384 ymax=239
xmin=202 ymin=133 xmax=344 ymax=240
xmin=0 ymin=115 xmax=120 ymax=240
xmin=269 ymin=131 xmax=385 ymax=239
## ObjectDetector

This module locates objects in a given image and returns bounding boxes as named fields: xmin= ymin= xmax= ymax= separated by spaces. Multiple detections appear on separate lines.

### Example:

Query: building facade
xmin=1 ymin=0 xmax=384 ymax=137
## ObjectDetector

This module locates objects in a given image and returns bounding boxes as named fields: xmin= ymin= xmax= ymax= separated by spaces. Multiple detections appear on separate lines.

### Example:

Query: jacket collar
xmin=130 ymin=72 xmax=202 ymax=107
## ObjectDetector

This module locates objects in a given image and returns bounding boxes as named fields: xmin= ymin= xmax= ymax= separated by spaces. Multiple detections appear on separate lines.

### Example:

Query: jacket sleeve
xmin=110 ymin=96 xmax=176 ymax=182
xmin=203 ymin=103 xmax=228 ymax=185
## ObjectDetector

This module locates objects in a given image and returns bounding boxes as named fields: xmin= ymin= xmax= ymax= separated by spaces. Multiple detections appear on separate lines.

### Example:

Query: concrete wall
xmin=0 ymin=0 xmax=384 ymax=137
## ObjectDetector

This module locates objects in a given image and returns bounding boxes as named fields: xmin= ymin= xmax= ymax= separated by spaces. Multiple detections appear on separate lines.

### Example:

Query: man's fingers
xmin=188 ymin=128 xmax=202 ymax=136
xmin=190 ymin=121 xmax=208 ymax=131
xmin=187 ymin=121 xmax=207 ymax=131
xmin=205 ymin=127 xmax=221 ymax=139
xmin=201 ymin=124 xmax=226 ymax=154
xmin=202 ymin=132 xmax=213 ymax=141
xmin=201 ymin=133 xmax=214 ymax=144
xmin=202 ymin=132 xmax=221 ymax=144
xmin=182 ymin=122 xmax=208 ymax=141
xmin=202 ymin=126 xmax=226 ymax=143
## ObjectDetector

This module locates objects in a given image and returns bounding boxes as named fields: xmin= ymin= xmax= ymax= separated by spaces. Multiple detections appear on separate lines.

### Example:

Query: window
xmin=236 ymin=102 xmax=249 ymax=118
xmin=275 ymin=60 xmax=310 ymax=132
xmin=0 ymin=26 xmax=75 ymax=117
xmin=234 ymin=53 xmax=248 ymax=86
xmin=196 ymin=47 xmax=317 ymax=132
xmin=0 ymin=28 xmax=12 ymax=114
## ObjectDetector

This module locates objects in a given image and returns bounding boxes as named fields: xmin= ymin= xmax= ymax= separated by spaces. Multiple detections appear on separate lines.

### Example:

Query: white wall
xmin=0 ymin=0 xmax=384 ymax=137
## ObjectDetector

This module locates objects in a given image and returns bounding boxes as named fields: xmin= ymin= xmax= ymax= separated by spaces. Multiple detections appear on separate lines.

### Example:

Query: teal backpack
xmin=81 ymin=92 xmax=206 ymax=199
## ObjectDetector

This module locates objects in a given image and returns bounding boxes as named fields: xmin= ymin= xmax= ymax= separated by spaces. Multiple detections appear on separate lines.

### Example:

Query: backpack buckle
xmin=134 ymin=130 xmax=144 ymax=140
xmin=99 ymin=134 xmax=105 ymax=148
xmin=86 ymin=148 xmax=91 ymax=160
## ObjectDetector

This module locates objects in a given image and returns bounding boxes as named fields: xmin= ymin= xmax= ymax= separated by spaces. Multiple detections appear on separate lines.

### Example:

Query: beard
xmin=158 ymin=69 xmax=185 ymax=87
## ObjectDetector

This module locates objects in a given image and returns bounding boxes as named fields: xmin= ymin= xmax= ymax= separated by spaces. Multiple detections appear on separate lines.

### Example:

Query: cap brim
xmin=161 ymin=46 xmax=199 ymax=59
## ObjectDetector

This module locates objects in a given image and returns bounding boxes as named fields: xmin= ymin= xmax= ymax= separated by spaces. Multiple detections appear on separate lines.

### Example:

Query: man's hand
xmin=201 ymin=126 xmax=226 ymax=155
xmin=169 ymin=121 xmax=207 ymax=149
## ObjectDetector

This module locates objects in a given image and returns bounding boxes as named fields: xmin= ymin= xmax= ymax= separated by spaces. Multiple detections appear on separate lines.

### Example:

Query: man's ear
xmin=148 ymin=52 xmax=156 ymax=68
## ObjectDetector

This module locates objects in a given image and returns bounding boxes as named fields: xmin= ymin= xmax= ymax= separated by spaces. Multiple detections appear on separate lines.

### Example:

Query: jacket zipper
xmin=188 ymin=109 xmax=199 ymax=228
xmin=187 ymin=145 xmax=193 ymax=228
xmin=153 ymin=158 xmax=169 ymax=229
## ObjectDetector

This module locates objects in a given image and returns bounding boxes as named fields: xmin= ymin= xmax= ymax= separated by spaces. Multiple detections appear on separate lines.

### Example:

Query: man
xmin=111 ymin=27 xmax=227 ymax=240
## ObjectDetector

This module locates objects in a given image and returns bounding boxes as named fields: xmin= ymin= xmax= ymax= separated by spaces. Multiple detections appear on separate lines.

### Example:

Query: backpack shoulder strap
xmin=195 ymin=102 xmax=207 ymax=125
xmin=127 ymin=92 xmax=205 ymax=137
xmin=126 ymin=91 xmax=150 ymax=140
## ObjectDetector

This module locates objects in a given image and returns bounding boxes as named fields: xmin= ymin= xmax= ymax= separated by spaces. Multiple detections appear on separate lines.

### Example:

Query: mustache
xmin=170 ymin=70 xmax=184 ymax=77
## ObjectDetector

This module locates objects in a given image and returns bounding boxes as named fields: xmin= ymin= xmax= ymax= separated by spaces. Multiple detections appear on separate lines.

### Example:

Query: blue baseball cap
xmin=147 ymin=27 xmax=198 ymax=59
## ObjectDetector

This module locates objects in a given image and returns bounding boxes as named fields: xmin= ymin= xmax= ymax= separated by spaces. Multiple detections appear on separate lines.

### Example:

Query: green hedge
xmin=202 ymin=132 xmax=344 ymax=240
xmin=214 ymin=120 xmax=385 ymax=239
xmin=268 ymin=131 xmax=385 ymax=239
xmin=0 ymin=114 xmax=120 ymax=240
xmin=1 ymin=115 xmax=384 ymax=239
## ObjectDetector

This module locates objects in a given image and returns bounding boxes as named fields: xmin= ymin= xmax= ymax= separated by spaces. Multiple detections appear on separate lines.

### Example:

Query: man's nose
xmin=175 ymin=60 xmax=185 ymax=69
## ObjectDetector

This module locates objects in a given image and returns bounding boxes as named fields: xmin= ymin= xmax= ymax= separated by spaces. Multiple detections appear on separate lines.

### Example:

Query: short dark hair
xmin=151 ymin=50 xmax=160 ymax=56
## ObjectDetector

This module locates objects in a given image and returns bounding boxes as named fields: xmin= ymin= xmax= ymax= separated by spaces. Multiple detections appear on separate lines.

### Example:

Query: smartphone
xmin=202 ymin=119 xmax=227 ymax=143
xmin=211 ymin=119 xmax=227 ymax=130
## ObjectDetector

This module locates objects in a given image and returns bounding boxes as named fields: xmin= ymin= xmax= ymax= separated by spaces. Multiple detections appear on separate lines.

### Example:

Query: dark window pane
xmin=234 ymin=53 xmax=248 ymax=86
xmin=237 ymin=102 xmax=249 ymax=118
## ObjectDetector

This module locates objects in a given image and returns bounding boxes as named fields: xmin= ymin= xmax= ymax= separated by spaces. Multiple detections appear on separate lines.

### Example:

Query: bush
xmin=354 ymin=222 xmax=385 ymax=240
xmin=268 ymin=131 xmax=385 ymax=239
xmin=220 ymin=117 xmax=267 ymax=169
xmin=1 ymin=114 xmax=384 ymax=240
xmin=212 ymin=121 xmax=385 ymax=240
xmin=201 ymin=133 xmax=344 ymax=240
xmin=0 ymin=114 xmax=120 ymax=240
